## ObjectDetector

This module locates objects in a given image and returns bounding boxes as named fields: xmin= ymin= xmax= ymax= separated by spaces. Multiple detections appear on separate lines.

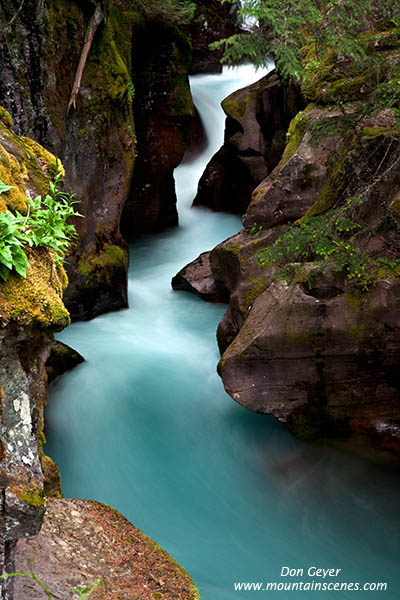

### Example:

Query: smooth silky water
xmin=46 ymin=66 xmax=400 ymax=599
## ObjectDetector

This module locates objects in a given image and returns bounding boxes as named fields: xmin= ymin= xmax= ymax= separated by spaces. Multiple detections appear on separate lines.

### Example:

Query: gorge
xmin=1 ymin=1 xmax=400 ymax=598
xmin=44 ymin=66 xmax=400 ymax=600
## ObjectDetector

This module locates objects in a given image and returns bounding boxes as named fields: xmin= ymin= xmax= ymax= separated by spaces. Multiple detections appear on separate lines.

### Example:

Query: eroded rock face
xmin=0 ymin=1 xmax=137 ymax=321
xmin=212 ymin=109 xmax=400 ymax=462
xmin=243 ymin=106 xmax=341 ymax=228
xmin=0 ymin=2 xmax=198 ymax=320
xmin=120 ymin=18 xmax=194 ymax=239
xmin=193 ymin=71 xmax=305 ymax=213
xmin=0 ymin=113 xmax=69 ymax=598
xmin=172 ymin=251 xmax=226 ymax=302
xmin=45 ymin=341 xmax=84 ymax=384
xmin=188 ymin=0 xmax=239 ymax=74
xmin=176 ymin=97 xmax=400 ymax=461
xmin=219 ymin=277 xmax=400 ymax=457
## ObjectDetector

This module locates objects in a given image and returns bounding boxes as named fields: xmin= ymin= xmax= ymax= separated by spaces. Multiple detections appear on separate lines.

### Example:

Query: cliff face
xmin=0 ymin=0 xmax=135 ymax=320
xmin=0 ymin=108 xmax=200 ymax=598
xmin=0 ymin=1 xmax=225 ymax=320
xmin=176 ymin=28 xmax=400 ymax=463
xmin=187 ymin=0 xmax=239 ymax=74
xmin=120 ymin=17 xmax=194 ymax=239
xmin=0 ymin=1 xmax=239 ymax=321
xmin=0 ymin=112 xmax=69 ymax=598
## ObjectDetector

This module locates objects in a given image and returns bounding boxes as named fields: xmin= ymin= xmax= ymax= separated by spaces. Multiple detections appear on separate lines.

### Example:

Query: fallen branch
xmin=67 ymin=3 xmax=105 ymax=112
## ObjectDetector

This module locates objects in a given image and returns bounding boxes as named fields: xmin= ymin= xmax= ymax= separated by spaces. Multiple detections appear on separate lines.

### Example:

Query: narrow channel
xmin=46 ymin=66 xmax=400 ymax=599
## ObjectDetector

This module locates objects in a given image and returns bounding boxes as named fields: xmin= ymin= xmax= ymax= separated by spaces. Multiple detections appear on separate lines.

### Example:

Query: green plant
xmin=127 ymin=81 xmax=135 ymax=99
xmin=257 ymin=197 xmax=400 ymax=288
xmin=0 ymin=560 xmax=102 ymax=599
xmin=0 ymin=161 xmax=81 ymax=282
xmin=211 ymin=0 xmax=400 ymax=79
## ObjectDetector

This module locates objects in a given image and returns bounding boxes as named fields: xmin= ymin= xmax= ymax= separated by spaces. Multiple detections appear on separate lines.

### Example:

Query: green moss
xmin=225 ymin=244 xmax=242 ymax=256
xmin=252 ymin=340 xmax=265 ymax=351
xmin=243 ymin=276 xmax=268 ymax=313
xmin=278 ymin=110 xmax=312 ymax=168
xmin=0 ymin=247 xmax=70 ymax=329
xmin=300 ymin=132 xmax=356 ymax=219
xmin=11 ymin=482 xmax=45 ymax=508
xmin=79 ymin=243 xmax=128 ymax=285
xmin=170 ymin=72 xmax=195 ymax=118
xmin=222 ymin=94 xmax=249 ymax=120
xmin=85 ymin=21 xmax=131 ymax=104
xmin=348 ymin=324 xmax=366 ymax=338
xmin=362 ymin=125 xmax=400 ymax=138
xmin=0 ymin=118 xmax=61 ymax=213
xmin=0 ymin=107 xmax=13 ymax=128
xmin=345 ymin=289 xmax=364 ymax=309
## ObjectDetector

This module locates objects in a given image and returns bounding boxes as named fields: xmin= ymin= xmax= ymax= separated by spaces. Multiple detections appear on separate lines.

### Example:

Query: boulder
xmin=15 ymin=498 xmax=200 ymax=599
xmin=171 ymin=251 xmax=226 ymax=302
xmin=193 ymin=71 xmax=305 ymax=213
xmin=45 ymin=340 xmax=84 ymax=384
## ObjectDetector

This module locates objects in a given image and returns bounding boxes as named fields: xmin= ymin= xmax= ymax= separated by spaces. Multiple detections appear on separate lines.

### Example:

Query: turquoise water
xmin=46 ymin=66 xmax=400 ymax=599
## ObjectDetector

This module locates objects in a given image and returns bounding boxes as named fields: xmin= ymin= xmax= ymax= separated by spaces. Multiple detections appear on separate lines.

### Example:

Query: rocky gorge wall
xmin=0 ymin=111 xmax=69 ymax=598
xmin=0 ymin=0 xmax=237 ymax=322
xmin=175 ymin=26 xmax=400 ymax=464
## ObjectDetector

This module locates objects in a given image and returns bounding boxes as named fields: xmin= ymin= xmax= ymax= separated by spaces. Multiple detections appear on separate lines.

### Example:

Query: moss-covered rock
xmin=193 ymin=71 xmax=305 ymax=214
xmin=0 ymin=119 xmax=70 ymax=589
xmin=45 ymin=339 xmax=84 ymax=383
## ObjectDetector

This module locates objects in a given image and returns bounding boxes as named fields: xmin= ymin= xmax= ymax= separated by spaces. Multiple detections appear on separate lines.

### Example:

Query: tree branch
xmin=67 ymin=3 xmax=105 ymax=113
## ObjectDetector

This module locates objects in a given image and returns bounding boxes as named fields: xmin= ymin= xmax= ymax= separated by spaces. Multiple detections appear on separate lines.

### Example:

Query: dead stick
xmin=67 ymin=3 xmax=104 ymax=112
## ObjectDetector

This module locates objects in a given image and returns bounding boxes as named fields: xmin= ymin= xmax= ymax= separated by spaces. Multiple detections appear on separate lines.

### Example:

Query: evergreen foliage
xmin=257 ymin=198 xmax=400 ymax=289
xmin=211 ymin=0 xmax=400 ymax=80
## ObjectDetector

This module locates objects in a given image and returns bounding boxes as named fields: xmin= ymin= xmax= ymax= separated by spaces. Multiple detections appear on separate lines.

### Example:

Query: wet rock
xmin=0 ymin=119 xmax=68 ymax=597
xmin=15 ymin=498 xmax=200 ymax=599
xmin=0 ymin=3 xmax=197 ymax=320
xmin=218 ymin=276 xmax=400 ymax=462
xmin=211 ymin=102 xmax=400 ymax=461
xmin=120 ymin=19 xmax=194 ymax=239
xmin=243 ymin=106 xmax=342 ymax=229
xmin=0 ymin=2 xmax=136 ymax=321
xmin=172 ymin=251 xmax=226 ymax=302
xmin=187 ymin=0 xmax=239 ymax=74
xmin=46 ymin=340 xmax=84 ymax=384
xmin=193 ymin=71 xmax=305 ymax=213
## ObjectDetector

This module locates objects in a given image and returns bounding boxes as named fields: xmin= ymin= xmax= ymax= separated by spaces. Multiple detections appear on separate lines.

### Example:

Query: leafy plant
xmin=257 ymin=197 xmax=400 ymax=288
xmin=0 ymin=161 xmax=81 ymax=282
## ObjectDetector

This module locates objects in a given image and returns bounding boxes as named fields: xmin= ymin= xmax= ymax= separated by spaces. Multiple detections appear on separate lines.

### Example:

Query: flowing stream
xmin=46 ymin=66 xmax=400 ymax=599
